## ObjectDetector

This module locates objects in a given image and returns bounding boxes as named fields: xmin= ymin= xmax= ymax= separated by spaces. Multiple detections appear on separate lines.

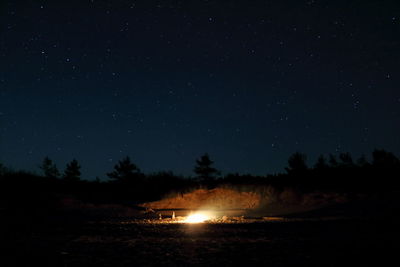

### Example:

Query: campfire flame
xmin=185 ymin=212 xmax=211 ymax=223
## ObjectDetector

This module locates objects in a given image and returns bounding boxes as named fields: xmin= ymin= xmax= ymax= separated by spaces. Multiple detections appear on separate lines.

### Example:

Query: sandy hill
xmin=140 ymin=188 xmax=261 ymax=210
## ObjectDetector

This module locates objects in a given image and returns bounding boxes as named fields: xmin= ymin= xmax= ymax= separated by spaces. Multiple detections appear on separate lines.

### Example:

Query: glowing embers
xmin=184 ymin=212 xmax=212 ymax=223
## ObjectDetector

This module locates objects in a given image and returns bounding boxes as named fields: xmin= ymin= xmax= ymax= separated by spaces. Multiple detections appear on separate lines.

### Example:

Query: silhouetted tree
xmin=285 ymin=152 xmax=308 ymax=174
xmin=0 ymin=162 xmax=5 ymax=176
xmin=339 ymin=152 xmax=354 ymax=167
xmin=194 ymin=153 xmax=220 ymax=184
xmin=40 ymin=156 xmax=60 ymax=179
xmin=328 ymin=154 xmax=339 ymax=168
xmin=314 ymin=155 xmax=328 ymax=170
xmin=357 ymin=154 xmax=370 ymax=168
xmin=63 ymin=159 xmax=81 ymax=181
xmin=372 ymin=149 xmax=400 ymax=168
xmin=107 ymin=156 xmax=142 ymax=183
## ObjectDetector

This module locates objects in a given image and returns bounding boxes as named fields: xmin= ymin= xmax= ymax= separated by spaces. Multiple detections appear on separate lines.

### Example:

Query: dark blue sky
xmin=1 ymin=0 xmax=399 ymax=179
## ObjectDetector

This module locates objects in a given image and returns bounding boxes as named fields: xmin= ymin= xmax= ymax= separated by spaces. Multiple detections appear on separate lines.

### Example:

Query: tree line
xmin=1 ymin=149 xmax=400 ymax=204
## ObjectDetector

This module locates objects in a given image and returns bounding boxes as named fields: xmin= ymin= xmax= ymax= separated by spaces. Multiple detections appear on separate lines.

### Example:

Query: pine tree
xmin=63 ymin=159 xmax=81 ymax=181
xmin=0 ymin=162 xmax=6 ymax=176
xmin=314 ymin=155 xmax=328 ymax=170
xmin=372 ymin=149 xmax=400 ymax=168
xmin=357 ymin=154 xmax=369 ymax=168
xmin=339 ymin=152 xmax=354 ymax=166
xmin=40 ymin=156 xmax=60 ymax=178
xmin=193 ymin=153 xmax=219 ymax=184
xmin=107 ymin=156 xmax=141 ymax=183
xmin=329 ymin=154 xmax=338 ymax=168
xmin=285 ymin=152 xmax=308 ymax=174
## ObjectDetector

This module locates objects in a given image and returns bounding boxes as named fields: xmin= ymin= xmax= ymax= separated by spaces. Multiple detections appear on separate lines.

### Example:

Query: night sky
xmin=1 ymin=0 xmax=399 ymax=179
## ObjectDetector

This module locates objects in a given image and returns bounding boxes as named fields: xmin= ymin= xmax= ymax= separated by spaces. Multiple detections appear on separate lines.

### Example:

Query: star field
xmin=1 ymin=0 xmax=399 ymax=178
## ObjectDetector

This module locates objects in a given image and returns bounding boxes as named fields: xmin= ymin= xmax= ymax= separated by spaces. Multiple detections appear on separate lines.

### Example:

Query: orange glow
xmin=185 ymin=212 xmax=211 ymax=223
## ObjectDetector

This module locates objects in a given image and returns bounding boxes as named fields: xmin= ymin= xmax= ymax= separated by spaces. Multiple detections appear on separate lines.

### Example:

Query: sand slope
xmin=140 ymin=188 xmax=261 ymax=210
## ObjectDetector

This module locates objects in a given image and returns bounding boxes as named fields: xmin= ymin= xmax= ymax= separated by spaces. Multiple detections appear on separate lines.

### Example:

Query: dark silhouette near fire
xmin=107 ymin=156 xmax=143 ymax=184
xmin=63 ymin=159 xmax=81 ymax=182
xmin=194 ymin=153 xmax=220 ymax=187
xmin=285 ymin=152 xmax=308 ymax=175
xmin=40 ymin=156 xmax=60 ymax=179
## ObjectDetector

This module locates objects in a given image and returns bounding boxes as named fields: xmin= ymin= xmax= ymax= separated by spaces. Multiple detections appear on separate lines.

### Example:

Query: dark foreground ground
xmin=1 ymin=214 xmax=399 ymax=267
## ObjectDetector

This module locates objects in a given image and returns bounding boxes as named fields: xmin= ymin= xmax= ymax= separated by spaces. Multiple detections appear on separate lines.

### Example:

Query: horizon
xmin=2 ymin=148 xmax=396 ymax=180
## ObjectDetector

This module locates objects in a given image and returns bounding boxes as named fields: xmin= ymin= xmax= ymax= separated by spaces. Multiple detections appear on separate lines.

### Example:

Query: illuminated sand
xmin=140 ymin=188 xmax=261 ymax=211
xmin=140 ymin=187 xmax=262 ymax=220
xmin=140 ymin=187 xmax=349 ymax=219
xmin=153 ymin=208 xmax=248 ymax=218
xmin=95 ymin=216 xmax=348 ymax=226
